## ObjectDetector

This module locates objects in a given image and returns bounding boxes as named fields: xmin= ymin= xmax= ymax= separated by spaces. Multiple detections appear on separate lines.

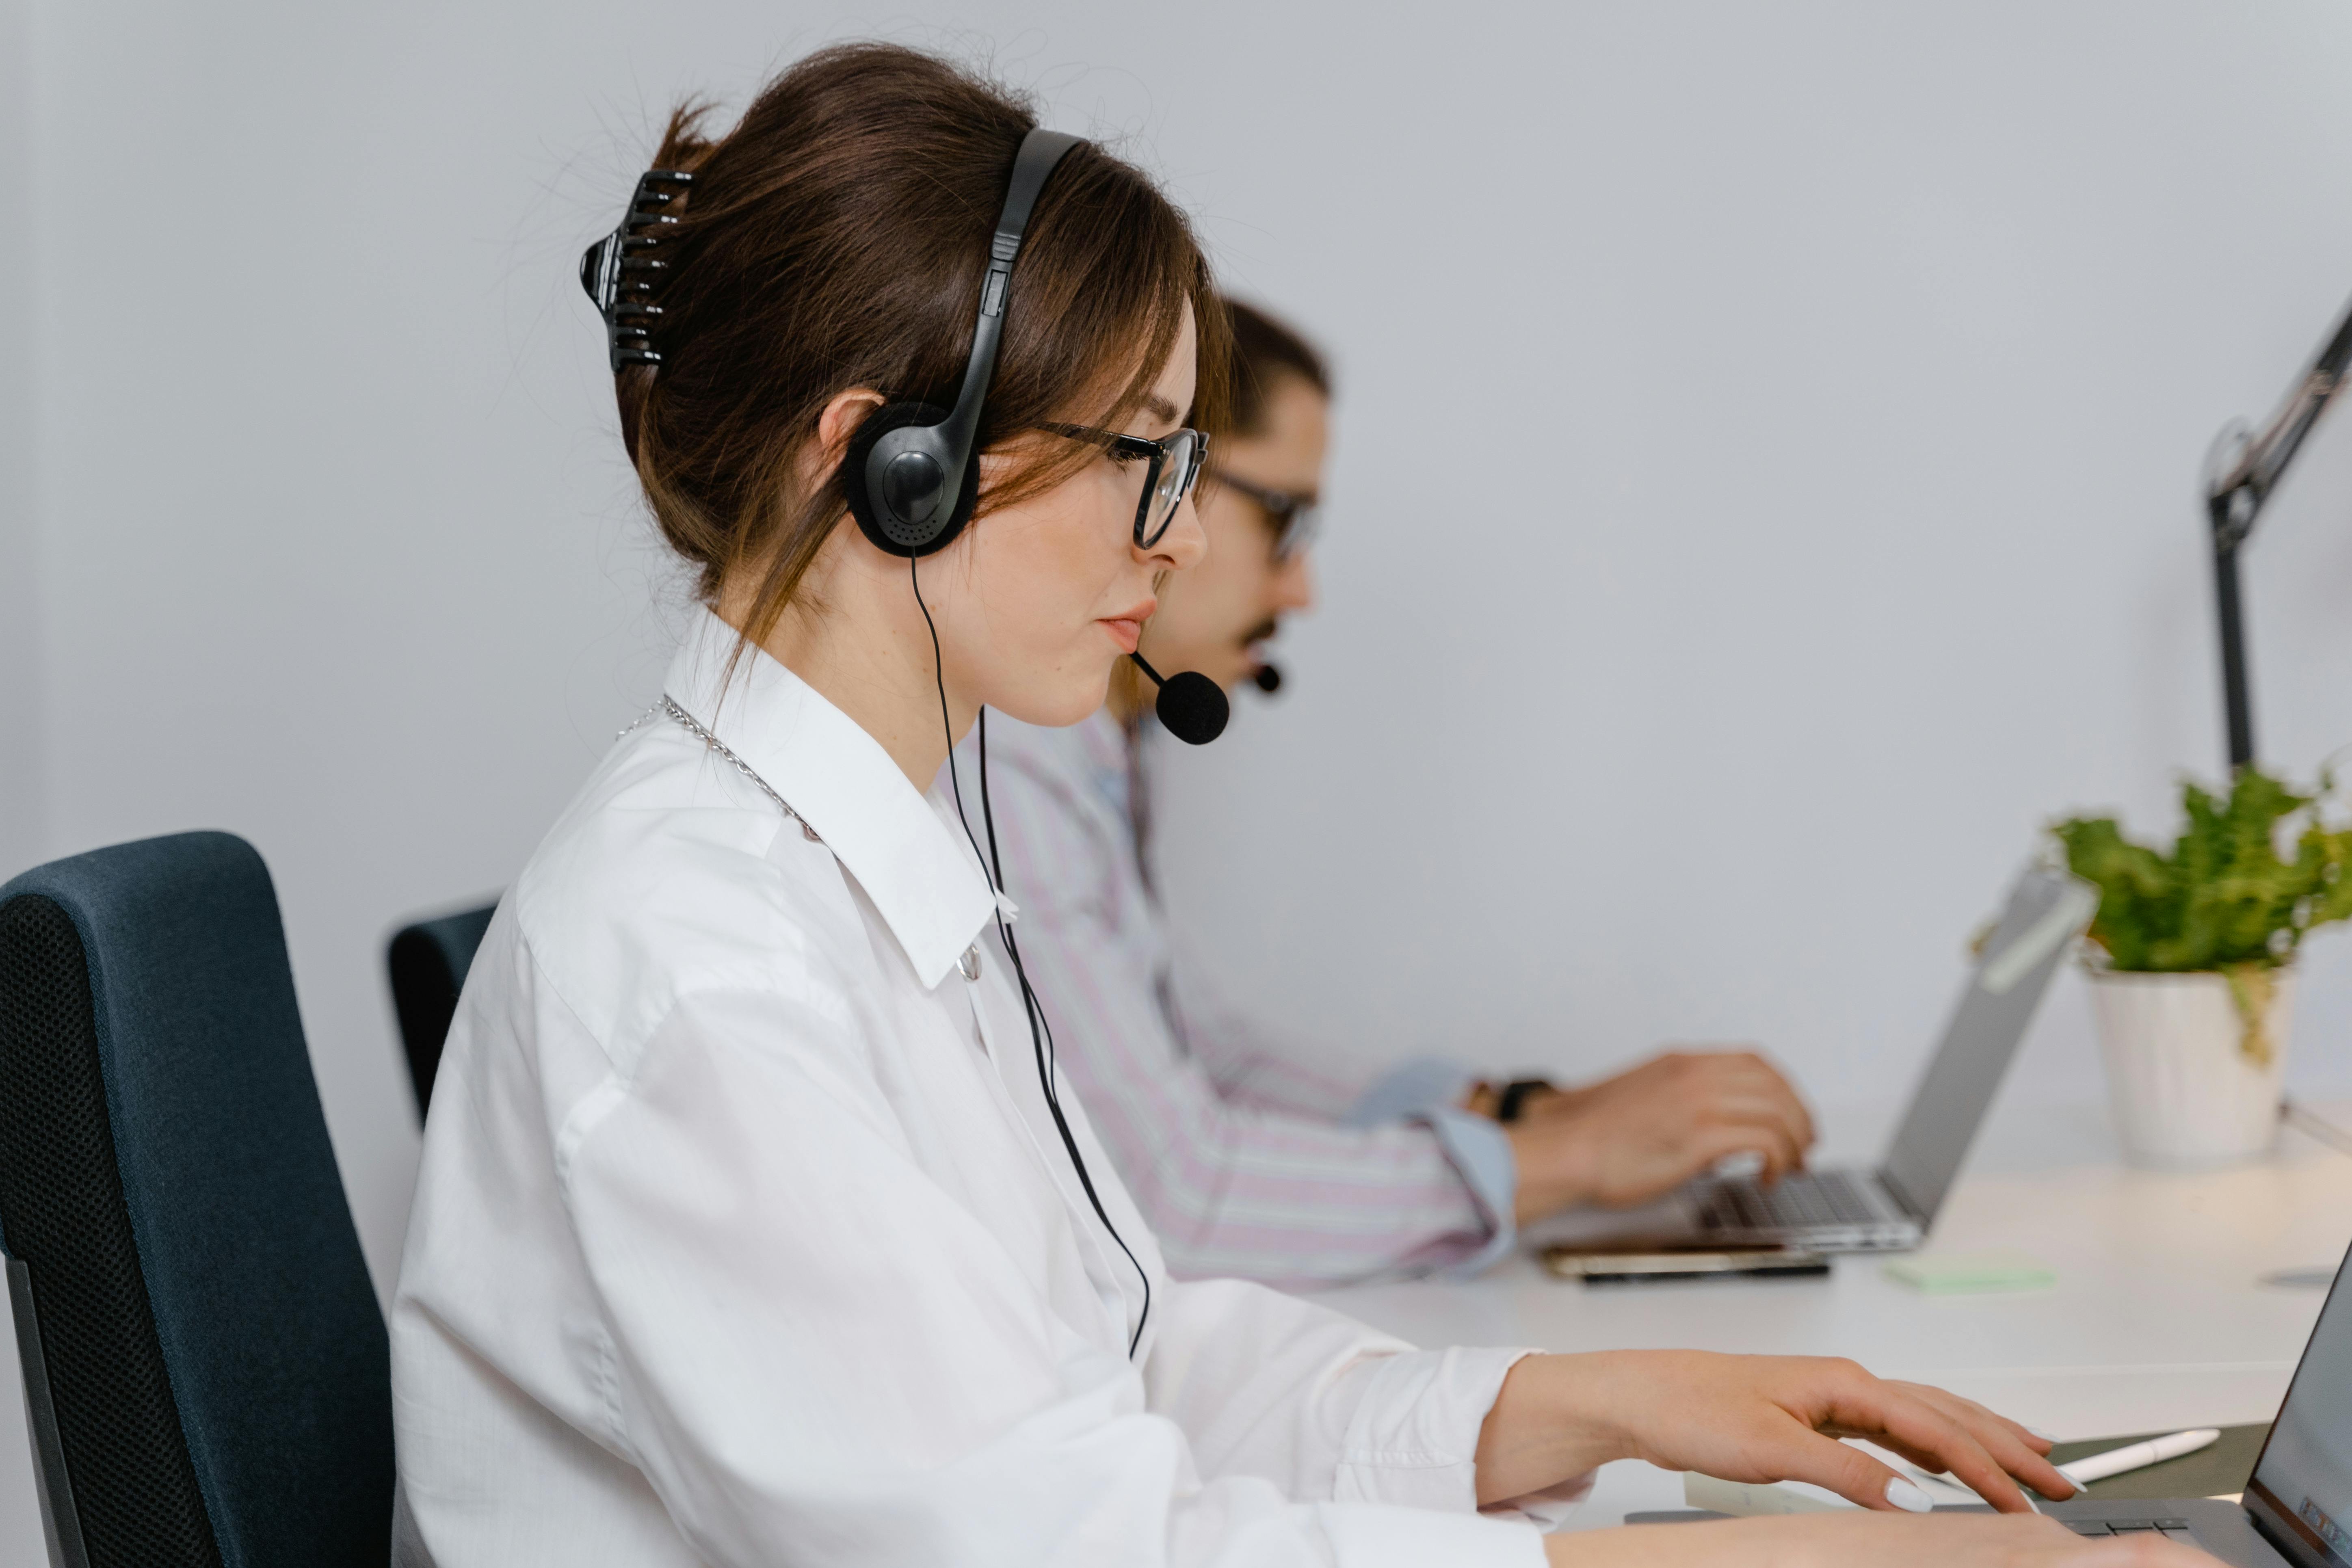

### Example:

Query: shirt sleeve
xmin=560 ymin=987 xmax=1550 ymax=1568
xmin=1156 ymin=952 xmax=1390 ymax=1120
xmin=983 ymin=748 xmax=1513 ymax=1287
xmin=1144 ymin=1275 xmax=1588 ymax=1529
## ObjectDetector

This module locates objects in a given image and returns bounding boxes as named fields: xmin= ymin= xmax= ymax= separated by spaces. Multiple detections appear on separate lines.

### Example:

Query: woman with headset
xmin=390 ymin=42 xmax=2198 ymax=1568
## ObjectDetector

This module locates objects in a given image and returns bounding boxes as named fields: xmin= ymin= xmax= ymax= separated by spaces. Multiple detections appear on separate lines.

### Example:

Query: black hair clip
xmin=579 ymin=169 xmax=694 ymax=371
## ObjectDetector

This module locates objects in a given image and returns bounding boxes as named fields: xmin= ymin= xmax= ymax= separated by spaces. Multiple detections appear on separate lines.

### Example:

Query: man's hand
xmin=1507 ymin=1049 xmax=1814 ymax=1219
xmin=1477 ymin=1351 xmax=2074 ymax=1516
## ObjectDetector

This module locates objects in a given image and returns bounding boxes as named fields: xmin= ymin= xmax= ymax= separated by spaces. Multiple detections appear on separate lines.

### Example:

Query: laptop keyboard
xmin=2060 ymin=1520 xmax=2199 ymax=1544
xmin=1699 ymin=1170 xmax=1883 ymax=1231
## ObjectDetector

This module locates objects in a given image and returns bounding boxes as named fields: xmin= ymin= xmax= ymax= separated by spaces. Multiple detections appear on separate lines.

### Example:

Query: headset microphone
xmin=1128 ymin=653 xmax=1228 ymax=745
xmin=1252 ymin=662 xmax=1283 ymax=695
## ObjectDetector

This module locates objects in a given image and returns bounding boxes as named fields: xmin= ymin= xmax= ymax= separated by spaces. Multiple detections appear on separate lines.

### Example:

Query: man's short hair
xmin=1225 ymin=298 xmax=1330 ymax=437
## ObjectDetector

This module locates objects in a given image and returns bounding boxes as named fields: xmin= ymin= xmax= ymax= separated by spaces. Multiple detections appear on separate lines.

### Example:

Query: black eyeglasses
xmin=1041 ymin=423 xmax=1209 ymax=548
xmin=1207 ymin=470 xmax=1321 ymax=562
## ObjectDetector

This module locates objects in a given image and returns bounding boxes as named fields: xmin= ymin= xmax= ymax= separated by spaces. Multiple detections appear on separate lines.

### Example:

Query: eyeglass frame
xmin=1039 ymin=422 xmax=1209 ymax=549
xmin=1206 ymin=469 xmax=1321 ymax=562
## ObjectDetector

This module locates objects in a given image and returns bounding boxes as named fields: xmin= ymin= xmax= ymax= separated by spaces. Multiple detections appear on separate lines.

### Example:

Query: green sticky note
xmin=1881 ymin=1250 xmax=2056 ymax=1295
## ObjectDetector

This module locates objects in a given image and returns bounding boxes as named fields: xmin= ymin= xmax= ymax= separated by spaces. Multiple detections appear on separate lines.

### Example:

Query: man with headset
xmin=967 ymin=300 xmax=1818 ymax=1287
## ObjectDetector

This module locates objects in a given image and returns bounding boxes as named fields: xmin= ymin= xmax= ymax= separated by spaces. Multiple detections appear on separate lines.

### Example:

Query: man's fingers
xmin=1673 ymin=1073 xmax=1813 ymax=1155
xmin=1708 ymin=1073 xmax=1817 ymax=1158
xmin=1683 ymin=1101 xmax=1808 ymax=1183
xmin=1660 ymin=1049 xmax=1819 ymax=1150
xmin=1666 ymin=1121 xmax=1802 ymax=1188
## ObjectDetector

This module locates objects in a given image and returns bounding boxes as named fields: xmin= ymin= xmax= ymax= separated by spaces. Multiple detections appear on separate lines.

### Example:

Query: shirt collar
xmin=663 ymin=608 xmax=998 ymax=989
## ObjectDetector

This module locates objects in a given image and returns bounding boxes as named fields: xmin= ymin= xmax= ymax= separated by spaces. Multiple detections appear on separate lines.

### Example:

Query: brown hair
xmin=1223 ymin=297 xmax=1329 ymax=437
xmin=616 ymin=43 xmax=1227 ymax=645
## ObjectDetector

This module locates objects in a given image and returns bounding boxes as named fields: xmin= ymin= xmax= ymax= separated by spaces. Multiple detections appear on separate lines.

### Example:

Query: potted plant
xmin=2053 ymin=768 xmax=2352 ymax=1168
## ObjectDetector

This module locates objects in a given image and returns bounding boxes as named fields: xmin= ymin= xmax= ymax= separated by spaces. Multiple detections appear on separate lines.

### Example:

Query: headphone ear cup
xmin=843 ymin=402 xmax=983 ymax=558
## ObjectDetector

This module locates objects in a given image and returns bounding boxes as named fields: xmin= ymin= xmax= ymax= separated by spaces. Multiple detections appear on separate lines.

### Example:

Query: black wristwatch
xmin=1495 ymin=1078 xmax=1554 ymax=1123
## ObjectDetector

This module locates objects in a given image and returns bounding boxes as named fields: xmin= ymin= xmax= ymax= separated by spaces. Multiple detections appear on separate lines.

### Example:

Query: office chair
xmin=385 ymin=902 xmax=494 ymax=1117
xmin=0 ymin=831 xmax=392 ymax=1568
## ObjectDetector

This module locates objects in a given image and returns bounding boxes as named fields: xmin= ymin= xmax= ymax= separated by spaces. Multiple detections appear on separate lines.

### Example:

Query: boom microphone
xmin=1252 ymin=663 xmax=1283 ymax=694
xmin=1128 ymin=653 xmax=1228 ymax=745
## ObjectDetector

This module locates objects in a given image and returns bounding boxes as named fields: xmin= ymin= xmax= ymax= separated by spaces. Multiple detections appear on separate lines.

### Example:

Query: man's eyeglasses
xmin=1207 ymin=470 xmax=1321 ymax=562
xmin=1041 ymin=423 xmax=1209 ymax=549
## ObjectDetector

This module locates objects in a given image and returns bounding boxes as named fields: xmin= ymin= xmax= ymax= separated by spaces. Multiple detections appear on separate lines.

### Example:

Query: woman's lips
xmin=1099 ymin=599 xmax=1155 ymax=655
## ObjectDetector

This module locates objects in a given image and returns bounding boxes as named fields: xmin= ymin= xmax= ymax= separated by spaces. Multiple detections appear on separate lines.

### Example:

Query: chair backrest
xmin=0 ymin=832 xmax=392 ymax=1568
xmin=385 ymin=903 xmax=494 ymax=1117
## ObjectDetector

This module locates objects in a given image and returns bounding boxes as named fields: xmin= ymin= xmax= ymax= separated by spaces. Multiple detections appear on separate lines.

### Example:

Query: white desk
xmin=1305 ymin=1102 xmax=2352 ymax=1529
xmin=0 ymin=1106 xmax=2340 ymax=1555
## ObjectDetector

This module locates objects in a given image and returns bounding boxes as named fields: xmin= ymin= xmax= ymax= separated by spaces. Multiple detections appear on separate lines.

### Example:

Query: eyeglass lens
xmin=1136 ymin=430 xmax=1200 ymax=548
xmin=1273 ymin=502 xmax=1320 ymax=561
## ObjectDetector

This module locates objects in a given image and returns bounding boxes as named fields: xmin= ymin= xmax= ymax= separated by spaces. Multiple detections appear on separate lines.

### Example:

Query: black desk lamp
xmin=2203 ymin=294 xmax=2352 ymax=769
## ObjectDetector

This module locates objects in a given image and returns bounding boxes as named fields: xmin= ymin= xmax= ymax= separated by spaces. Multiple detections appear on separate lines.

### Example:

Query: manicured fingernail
xmin=1887 ymin=1477 xmax=1934 ymax=1513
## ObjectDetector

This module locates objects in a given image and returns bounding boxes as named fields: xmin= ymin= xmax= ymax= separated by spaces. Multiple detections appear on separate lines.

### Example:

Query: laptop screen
xmin=2250 ymin=1262 xmax=2352 ymax=1568
xmin=1876 ymin=869 xmax=2095 ymax=1223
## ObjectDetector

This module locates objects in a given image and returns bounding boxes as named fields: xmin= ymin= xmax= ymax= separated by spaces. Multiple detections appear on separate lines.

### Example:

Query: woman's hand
xmin=1543 ymin=1512 xmax=2221 ymax=1568
xmin=1476 ymin=1351 xmax=2075 ymax=1512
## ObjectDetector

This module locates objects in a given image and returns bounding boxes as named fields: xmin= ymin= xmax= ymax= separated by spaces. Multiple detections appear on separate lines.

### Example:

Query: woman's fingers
xmin=1893 ymin=1381 xmax=2060 ymax=1457
xmin=1814 ymin=1375 xmax=2066 ymax=1510
xmin=1772 ymin=1427 xmax=1944 ymax=1512
xmin=1883 ymin=1382 xmax=2077 ymax=1499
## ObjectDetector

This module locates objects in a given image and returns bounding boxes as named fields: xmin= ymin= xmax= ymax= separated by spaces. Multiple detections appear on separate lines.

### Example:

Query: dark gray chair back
xmin=385 ymin=904 xmax=494 ymax=1117
xmin=0 ymin=831 xmax=391 ymax=1568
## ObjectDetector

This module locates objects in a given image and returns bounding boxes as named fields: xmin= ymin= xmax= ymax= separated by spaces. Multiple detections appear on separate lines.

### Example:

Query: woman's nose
xmin=1145 ymin=493 xmax=1208 ymax=573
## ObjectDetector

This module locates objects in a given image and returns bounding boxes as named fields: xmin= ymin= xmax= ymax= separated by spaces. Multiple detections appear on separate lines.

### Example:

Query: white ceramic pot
xmin=2088 ymin=965 xmax=2294 ymax=1169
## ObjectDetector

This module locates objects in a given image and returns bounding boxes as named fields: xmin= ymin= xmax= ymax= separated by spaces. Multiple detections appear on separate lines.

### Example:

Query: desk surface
xmin=1305 ymin=1101 xmax=2352 ymax=1528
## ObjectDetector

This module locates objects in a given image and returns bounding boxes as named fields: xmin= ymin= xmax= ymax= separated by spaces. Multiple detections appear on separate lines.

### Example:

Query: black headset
xmin=838 ymin=127 xmax=1230 ymax=748
xmin=843 ymin=129 xmax=1082 ymax=558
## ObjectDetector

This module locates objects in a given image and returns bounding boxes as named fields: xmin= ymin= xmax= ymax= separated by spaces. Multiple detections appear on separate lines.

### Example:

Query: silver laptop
xmin=1538 ymin=866 xmax=2097 ymax=1255
xmin=2202 ymin=1254 xmax=2352 ymax=1566
xmin=1638 ymin=1237 xmax=2352 ymax=1565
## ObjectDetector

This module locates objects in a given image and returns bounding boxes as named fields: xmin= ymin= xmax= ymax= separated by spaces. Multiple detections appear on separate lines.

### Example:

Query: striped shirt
xmin=956 ymin=709 xmax=1516 ymax=1288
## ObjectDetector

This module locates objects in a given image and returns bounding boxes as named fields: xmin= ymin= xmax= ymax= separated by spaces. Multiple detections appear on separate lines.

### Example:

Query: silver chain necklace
xmin=624 ymin=694 xmax=821 ymax=843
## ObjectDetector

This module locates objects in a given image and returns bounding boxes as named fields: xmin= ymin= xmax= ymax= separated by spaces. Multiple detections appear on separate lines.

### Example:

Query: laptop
xmin=1534 ymin=865 xmax=2098 ymax=1256
xmin=1637 ymin=1239 xmax=2352 ymax=1567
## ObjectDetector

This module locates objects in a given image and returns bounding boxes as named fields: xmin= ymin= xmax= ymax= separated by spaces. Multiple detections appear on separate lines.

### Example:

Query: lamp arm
xmin=2199 ymin=292 xmax=2352 ymax=773
xmin=2205 ymin=296 xmax=2352 ymax=546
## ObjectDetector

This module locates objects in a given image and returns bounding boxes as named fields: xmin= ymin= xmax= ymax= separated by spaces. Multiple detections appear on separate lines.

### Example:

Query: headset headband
xmin=855 ymin=128 xmax=1084 ymax=552
xmin=581 ymin=128 xmax=1086 ymax=555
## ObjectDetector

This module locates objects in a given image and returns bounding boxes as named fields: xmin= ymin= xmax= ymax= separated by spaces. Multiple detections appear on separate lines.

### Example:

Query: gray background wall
xmin=1 ymin=0 xmax=40 ymax=889
xmin=6 ymin=0 xmax=2352 ymax=1550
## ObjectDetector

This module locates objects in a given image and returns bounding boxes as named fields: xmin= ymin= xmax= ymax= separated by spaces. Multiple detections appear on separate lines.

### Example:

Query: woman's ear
xmin=813 ymin=389 xmax=889 ymax=482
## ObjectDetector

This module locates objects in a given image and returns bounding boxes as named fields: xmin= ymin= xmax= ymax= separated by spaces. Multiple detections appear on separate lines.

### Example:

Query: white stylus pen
xmin=2058 ymin=1428 xmax=2222 ymax=1486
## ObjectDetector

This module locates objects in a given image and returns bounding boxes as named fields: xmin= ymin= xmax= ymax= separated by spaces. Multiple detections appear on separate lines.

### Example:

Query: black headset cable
xmin=910 ymin=553 xmax=1152 ymax=1356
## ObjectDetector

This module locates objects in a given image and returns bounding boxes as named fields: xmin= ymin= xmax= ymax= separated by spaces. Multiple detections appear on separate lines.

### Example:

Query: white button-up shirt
xmin=391 ymin=610 xmax=1576 ymax=1567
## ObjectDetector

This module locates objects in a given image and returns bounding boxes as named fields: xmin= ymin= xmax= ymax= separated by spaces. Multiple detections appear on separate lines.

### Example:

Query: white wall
xmin=0 ymin=0 xmax=41 ymax=880
xmin=1147 ymin=2 xmax=2352 ymax=1110
xmin=8 ymin=0 xmax=2352 ymax=1551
